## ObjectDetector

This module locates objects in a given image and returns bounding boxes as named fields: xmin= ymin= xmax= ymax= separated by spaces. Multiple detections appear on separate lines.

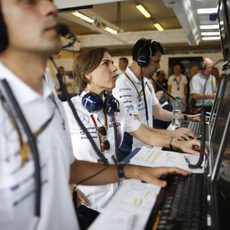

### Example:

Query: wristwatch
xmin=117 ymin=163 xmax=126 ymax=179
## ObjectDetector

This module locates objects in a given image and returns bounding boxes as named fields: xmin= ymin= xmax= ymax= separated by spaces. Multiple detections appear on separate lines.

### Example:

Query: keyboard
xmin=154 ymin=174 xmax=207 ymax=230
xmin=188 ymin=122 xmax=201 ymax=136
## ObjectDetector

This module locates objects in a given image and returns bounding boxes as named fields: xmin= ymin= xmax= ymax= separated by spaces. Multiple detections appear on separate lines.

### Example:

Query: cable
xmin=188 ymin=78 xmax=208 ymax=168
xmin=50 ymin=57 xmax=109 ymax=167
xmin=149 ymin=75 xmax=195 ymax=111
xmin=188 ymin=107 xmax=206 ymax=169
xmin=0 ymin=79 xmax=41 ymax=217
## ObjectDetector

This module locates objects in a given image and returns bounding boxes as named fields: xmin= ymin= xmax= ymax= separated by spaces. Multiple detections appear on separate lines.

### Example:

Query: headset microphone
xmin=55 ymin=23 xmax=77 ymax=49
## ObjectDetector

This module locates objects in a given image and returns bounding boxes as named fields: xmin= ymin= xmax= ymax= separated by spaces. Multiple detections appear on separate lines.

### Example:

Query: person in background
xmin=113 ymin=38 xmax=199 ymax=155
xmin=55 ymin=66 xmax=78 ymax=101
xmin=190 ymin=65 xmax=200 ymax=77
xmin=63 ymin=47 xmax=202 ymax=211
xmin=152 ymin=70 xmax=172 ymax=129
xmin=118 ymin=57 xmax=129 ymax=74
xmin=155 ymin=69 xmax=168 ymax=92
xmin=0 ymin=1 xmax=192 ymax=229
xmin=190 ymin=58 xmax=217 ymax=112
xmin=167 ymin=63 xmax=188 ymax=112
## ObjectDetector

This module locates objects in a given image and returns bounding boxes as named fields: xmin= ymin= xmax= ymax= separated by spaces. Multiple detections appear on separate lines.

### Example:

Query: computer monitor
xmin=209 ymin=73 xmax=227 ymax=138
xmin=209 ymin=73 xmax=230 ymax=175
xmin=218 ymin=0 xmax=230 ymax=60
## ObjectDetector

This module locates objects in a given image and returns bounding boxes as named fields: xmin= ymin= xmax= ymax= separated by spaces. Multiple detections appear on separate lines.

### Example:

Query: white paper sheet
xmin=129 ymin=146 xmax=204 ymax=174
xmin=89 ymin=179 xmax=161 ymax=230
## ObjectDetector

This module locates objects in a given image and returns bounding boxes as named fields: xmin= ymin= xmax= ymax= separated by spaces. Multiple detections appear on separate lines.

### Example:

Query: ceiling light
xmin=197 ymin=7 xmax=218 ymax=14
xmin=105 ymin=27 xmax=118 ymax=34
xmin=154 ymin=23 xmax=164 ymax=31
xmin=200 ymin=25 xmax=219 ymax=29
xmin=72 ymin=11 xmax=94 ymax=24
xmin=201 ymin=31 xmax=220 ymax=36
xmin=136 ymin=4 xmax=151 ymax=18
xmin=202 ymin=36 xmax=220 ymax=41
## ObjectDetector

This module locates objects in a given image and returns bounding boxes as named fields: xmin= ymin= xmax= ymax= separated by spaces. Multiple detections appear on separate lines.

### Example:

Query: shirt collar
xmin=126 ymin=67 xmax=141 ymax=84
xmin=0 ymin=62 xmax=52 ymax=105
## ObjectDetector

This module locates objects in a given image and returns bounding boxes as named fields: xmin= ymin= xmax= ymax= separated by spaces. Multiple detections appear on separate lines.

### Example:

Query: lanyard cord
xmin=124 ymin=71 xmax=149 ymax=125
xmin=0 ymin=79 xmax=41 ymax=217
xmin=50 ymin=57 xmax=108 ymax=167
xmin=124 ymin=72 xmax=142 ymax=100
xmin=90 ymin=113 xmax=121 ymax=164
xmin=90 ymin=113 xmax=108 ymax=152
xmin=174 ymin=75 xmax=182 ymax=90
xmin=2 ymin=101 xmax=55 ymax=162
xmin=110 ymin=113 xmax=121 ymax=164
xmin=141 ymin=77 xmax=149 ymax=126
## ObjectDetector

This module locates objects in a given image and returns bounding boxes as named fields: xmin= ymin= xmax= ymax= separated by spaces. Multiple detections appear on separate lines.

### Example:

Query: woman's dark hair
xmin=0 ymin=1 xmax=9 ymax=52
xmin=73 ymin=47 xmax=108 ymax=92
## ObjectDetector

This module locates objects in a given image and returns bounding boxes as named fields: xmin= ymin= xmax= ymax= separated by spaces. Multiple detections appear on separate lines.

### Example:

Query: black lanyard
xmin=124 ymin=72 xmax=149 ymax=125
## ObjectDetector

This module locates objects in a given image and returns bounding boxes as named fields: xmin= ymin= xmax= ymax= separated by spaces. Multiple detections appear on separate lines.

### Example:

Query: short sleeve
xmin=182 ymin=75 xmax=188 ymax=84
xmin=145 ymin=78 xmax=159 ymax=107
xmin=190 ymin=75 xmax=201 ymax=94
xmin=113 ymin=75 xmax=139 ymax=115
xmin=167 ymin=75 xmax=174 ymax=85
xmin=119 ymin=102 xmax=141 ymax=133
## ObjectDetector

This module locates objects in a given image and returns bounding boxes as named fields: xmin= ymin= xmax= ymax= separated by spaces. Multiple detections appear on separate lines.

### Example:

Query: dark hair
xmin=0 ymin=1 xmax=8 ymax=52
xmin=119 ymin=57 xmax=128 ymax=64
xmin=132 ymin=38 xmax=164 ymax=61
xmin=73 ymin=47 xmax=108 ymax=92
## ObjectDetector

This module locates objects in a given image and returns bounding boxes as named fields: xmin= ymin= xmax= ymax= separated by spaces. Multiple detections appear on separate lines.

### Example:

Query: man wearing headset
xmin=113 ymin=38 xmax=198 ymax=153
xmin=0 ymin=1 xmax=193 ymax=229
xmin=190 ymin=58 xmax=217 ymax=112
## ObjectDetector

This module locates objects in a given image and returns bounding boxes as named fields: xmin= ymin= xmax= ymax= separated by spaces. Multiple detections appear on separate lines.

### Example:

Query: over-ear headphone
xmin=82 ymin=92 xmax=120 ymax=114
xmin=136 ymin=39 xmax=154 ymax=68
xmin=199 ymin=62 xmax=206 ymax=71
xmin=0 ymin=7 xmax=8 ymax=52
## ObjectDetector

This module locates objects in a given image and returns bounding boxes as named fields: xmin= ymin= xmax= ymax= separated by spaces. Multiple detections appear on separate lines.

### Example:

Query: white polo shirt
xmin=0 ymin=63 xmax=78 ymax=230
xmin=190 ymin=72 xmax=216 ymax=107
xmin=63 ymin=92 xmax=141 ymax=211
xmin=113 ymin=67 xmax=159 ymax=150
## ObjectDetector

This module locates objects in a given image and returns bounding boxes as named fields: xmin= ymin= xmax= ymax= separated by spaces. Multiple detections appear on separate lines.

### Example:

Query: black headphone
xmin=82 ymin=92 xmax=120 ymax=115
xmin=199 ymin=59 xmax=206 ymax=71
xmin=0 ymin=7 xmax=8 ymax=52
xmin=136 ymin=39 xmax=154 ymax=68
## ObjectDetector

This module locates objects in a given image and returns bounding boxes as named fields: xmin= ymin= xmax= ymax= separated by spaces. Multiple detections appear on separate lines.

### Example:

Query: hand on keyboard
xmin=173 ymin=138 xmax=201 ymax=155
xmin=187 ymin=113 xmax=201 ymax=122
xmin=170 ymin=127 xmax=196 ymax=140
xmin=133 ymin=166 xmax=191 ymax=188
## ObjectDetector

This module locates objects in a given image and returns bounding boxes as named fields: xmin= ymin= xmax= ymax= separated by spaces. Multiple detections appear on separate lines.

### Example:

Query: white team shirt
xmin=63 ymin=92 xmax=141 ymax=211
xmin=0 ymin=63 xmax=78 ymax=230
xmin=113 ymin=67 xmax=159 ymax=150
xmin=190 ymin=72 xmax=216 ymax=107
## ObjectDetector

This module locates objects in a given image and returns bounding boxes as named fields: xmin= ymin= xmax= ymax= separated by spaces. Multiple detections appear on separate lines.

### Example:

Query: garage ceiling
xmin=55 ymin=0 xmax=221 ymax=55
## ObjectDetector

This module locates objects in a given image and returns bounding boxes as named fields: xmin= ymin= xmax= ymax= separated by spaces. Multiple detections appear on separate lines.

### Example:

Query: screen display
xmin=209 ymin=74 xmax=227 ymax=136
xmin=218 ymin=0 xmax=230 ymax=60
xmin=218 ymin=115 xmax=230 ymax=182
xmin=210 ymin=74 xmax=230 ymax=173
